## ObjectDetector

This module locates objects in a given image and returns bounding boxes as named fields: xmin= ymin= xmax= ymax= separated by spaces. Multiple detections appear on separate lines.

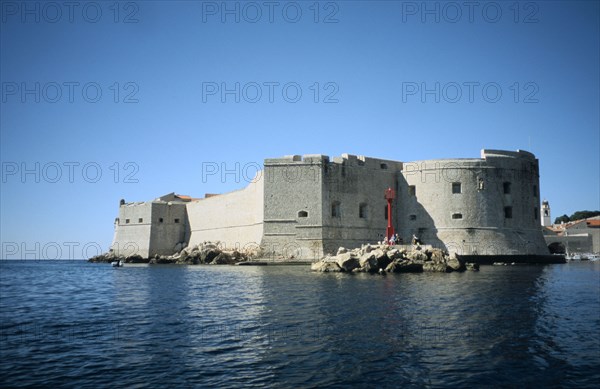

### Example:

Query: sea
xmin=1 ymin=260 xmax=599 ymax=388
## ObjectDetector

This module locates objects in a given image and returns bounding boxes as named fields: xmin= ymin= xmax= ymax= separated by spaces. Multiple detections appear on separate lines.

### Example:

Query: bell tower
xmin=541 ymin=200 xmax=551 ymax=226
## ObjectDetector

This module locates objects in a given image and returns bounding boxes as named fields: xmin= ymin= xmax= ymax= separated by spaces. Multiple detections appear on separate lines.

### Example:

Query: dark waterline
xmin=1 ymin=261 xmax=599 ymax=388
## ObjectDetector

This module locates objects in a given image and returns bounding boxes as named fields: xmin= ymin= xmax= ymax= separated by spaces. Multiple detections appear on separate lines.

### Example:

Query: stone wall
xmin=399 ymin=149 xmax=548 ymax=255
xmin=186 ymin=172 xmax=264 ymax=251
xmin=321 ymin=154 xmax=402 ymax=255
xmin=262 ymin=155 xmax=326 ymax=260
xmin=111 ymin=202 xmax=153 ymax=257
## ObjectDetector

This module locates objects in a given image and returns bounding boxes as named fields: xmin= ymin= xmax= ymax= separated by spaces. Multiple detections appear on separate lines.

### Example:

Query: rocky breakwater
xmin=310 ymin=244 xmax=479 ymax=273
xmin=88 ymin=242 xmax=257 ymax=265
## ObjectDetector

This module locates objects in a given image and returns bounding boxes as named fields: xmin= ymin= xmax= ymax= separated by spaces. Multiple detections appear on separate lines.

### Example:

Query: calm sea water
xmin=1 ymin=260 xmax=599 ymax=388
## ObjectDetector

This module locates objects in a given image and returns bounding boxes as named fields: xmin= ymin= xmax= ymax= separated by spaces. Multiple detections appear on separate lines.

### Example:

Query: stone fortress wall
xmin=186 ymin=172 xmax=264 ymax=250
xmin=399 ymin=149 xmax=547 ymax=256
xmin=109 ymin=149 xmax=550 ymax=260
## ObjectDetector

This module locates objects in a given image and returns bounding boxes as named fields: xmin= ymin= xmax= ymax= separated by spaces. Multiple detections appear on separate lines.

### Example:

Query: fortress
xmin=109 ymin=149 xmax=555 ymax=262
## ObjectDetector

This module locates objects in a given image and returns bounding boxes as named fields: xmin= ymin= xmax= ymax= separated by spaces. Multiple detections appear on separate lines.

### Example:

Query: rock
xmin=446 ymin=253 xmax=465 ymax=272
xmin=210 ymin=252 xmax=235 ymax=265
xmin=201 ymin=248 xmax=220 ymax=264
xmin=387 ymin=248 xmax=402 ymax=260
xmin=466 ymin=263 xmax=480 ymax=271
xmin=337 ymin=247 xmax=348 ymax=255
xmin=407 ymin=250 xmax=428 ymax=262
xmin=358 ymin=253 xmax=378 ymax=273
xmin=336 ymin=253 xmax=359 ymax=272
xmin=125 ymin=254 xmax=147 ymax=263
xmin=311 ymin=261 xmax=343 ymax=272
xmin=427 ymin=248 xmax=446 ymax=262
xmin=423 ymin=262 xmax=450 ymax=272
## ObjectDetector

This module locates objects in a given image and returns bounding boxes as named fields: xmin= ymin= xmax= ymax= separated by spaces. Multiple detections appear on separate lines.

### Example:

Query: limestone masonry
xmin=109 ymin=149 xmax=552 ymax=261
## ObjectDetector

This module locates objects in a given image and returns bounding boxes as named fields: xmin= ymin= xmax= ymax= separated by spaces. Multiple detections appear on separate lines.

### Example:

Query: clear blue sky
xmin=1 ymin=1 xmax=598 ymax=258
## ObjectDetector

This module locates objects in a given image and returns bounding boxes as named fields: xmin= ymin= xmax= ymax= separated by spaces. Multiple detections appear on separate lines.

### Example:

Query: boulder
xmin=210 ymin=252 xmax=235 ymax=265
xmin=466 ymin=263 xmax=480 ymax=271
xmin=407 ymin=250 xmax=428 ymax=262
xmin=201 ymin=248 xmax=220 ymax=264
xmin=423 ymin=262 xmax=450 ymax=272
xmin=387 ymin=248 xmax=402 ymax=260
xmin=336 ymin=253 xmax=359 ymax=272
xmin=125 ymin=254 xmax=147 ymax=263
xmin=337 ymin=247 xmax=348 ymax=255
xmin=427 ymin=248 xmax=446 ymax=262
xmin=358 ymin=253 xmax=379 ymax=273
xmin=311 ymin=261 xmax=343 ymax=272
xmin=446 ymin=253 xmax=465 ymax=272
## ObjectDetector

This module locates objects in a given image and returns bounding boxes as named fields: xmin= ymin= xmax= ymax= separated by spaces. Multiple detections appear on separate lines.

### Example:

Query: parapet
xmin=482 ymin=149 xmax=536 ymax=160
xmin=264 ymin=154 xmax=330 ymax=165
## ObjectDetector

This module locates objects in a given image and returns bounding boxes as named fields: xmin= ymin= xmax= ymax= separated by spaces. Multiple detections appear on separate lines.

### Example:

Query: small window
xmin=359 ymin=203 xmax=368 ymax=219
xmin=452 ymin=182 xmax=461 ymax=194
xmin=503 ymin=182 xmax=511 ymax=194
xmin=159 ymin=218 xmax=164 ymax=223
xmin=174 ymin=218 xmax=180 ymax=223
xmin=138 ymin=218 xmax=143 ymax=223
xmin=331 ymin=202 xmax=340 ymax=218
xmin=504 ymin=206 xmax=513 ymax=219
xmin=533 ymin=185 xmax=538 ymax=197
xmin=298 ymin=211 xmax=308 ymax=218
xmin=544 ymin=209 xmax=549 ymax=217
xmin=408 ymin=185 xmax=416 ymax=196
xmin=384 ymin=205 xmax=388 ymax=220
xmin=380 ymin=163 xmax=388 ymax=170
xmin=409 ymin=214 xmax=417 ymax=221
xmin=125 ymin=219 xmax=130 ymax=224
xmin=534 ymin=207 xmax=538 ymax=220
xmin=452 ymin=213 xmax=463 ymax=219
xmin=341 ymin=165 xmax=346 ymax=177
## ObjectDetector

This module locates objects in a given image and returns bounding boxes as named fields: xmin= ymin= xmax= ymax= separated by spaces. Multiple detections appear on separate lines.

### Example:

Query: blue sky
xmin=1 ymin=0 xmax=598 ymax=258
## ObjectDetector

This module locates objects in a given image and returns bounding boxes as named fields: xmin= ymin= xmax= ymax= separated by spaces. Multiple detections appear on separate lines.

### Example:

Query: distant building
xmin=541 ymin=200 xmax=551 ymax=227
xmin=109 ymin=149 xmax=554 ymax=261
xmin=543 ymin=215 xmax=600 ymax=254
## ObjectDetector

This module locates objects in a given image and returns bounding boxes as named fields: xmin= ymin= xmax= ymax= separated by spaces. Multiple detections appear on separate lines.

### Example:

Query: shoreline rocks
xmin=311 ymin=244 xmax=476 ymax=274
xmin=88 ymin=242 xmax=256 ymax=265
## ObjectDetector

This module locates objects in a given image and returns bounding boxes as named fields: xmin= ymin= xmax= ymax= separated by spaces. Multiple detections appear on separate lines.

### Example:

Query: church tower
xmin=541 ymin=200 xmax=551 ymax=226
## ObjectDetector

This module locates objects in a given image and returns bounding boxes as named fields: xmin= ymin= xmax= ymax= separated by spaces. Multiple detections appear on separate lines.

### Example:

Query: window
xmin=503 ymin=182 xmax=511 ymax=194
xmin=298 ymin=211 xmax=308 ymax=218
xmin=452 ymin=182 xmax=461 ymax=194
xmin=159 ymin=218 xmax=164 ymax=223
xmin=125 ymin=219 xmax=130 ymax=224
xmin=534 ymin=207 xmax=538 ymax=220
xmin=409 ymin=214 xmax=417 ymax=221
xmin=533 ymin=185 xmax=538 ymax=197
xmin=380 ymin=163 xmax=388 ymax=170
xmin=359 ymin=203 xmax=368 ymax=219
xmin=452 ymin=213 xmax=463 ymax=219
xmin=331 ymin=202 xmax=340 ymax=218
xmin=384 ymin=205 xmax=388 ymax=220
xmin=341 ymin=164 xmax=346 ymax=177
xmin=174 ymin=218 xmax=180 ymax=223
xmin=504 ymin=206 xmax=513 ymax=219
xmin=408 ymin=185 xmax=416 ymax=196
xmin=138 ymin=218 xmax=143 ymax=223
xmin=544 ymin=209 xmax=549 ymax=216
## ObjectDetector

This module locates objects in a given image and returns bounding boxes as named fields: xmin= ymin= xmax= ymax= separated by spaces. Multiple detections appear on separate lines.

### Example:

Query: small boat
xmin=111 ymin=260 xmax=123 ymax=267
